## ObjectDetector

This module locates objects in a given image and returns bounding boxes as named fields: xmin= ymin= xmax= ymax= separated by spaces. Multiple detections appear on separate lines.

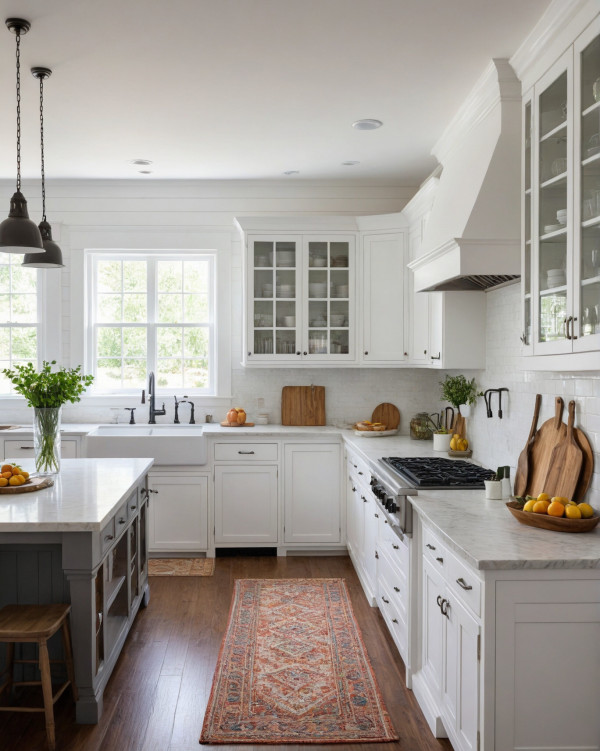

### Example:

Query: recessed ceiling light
xmin=283 ymin=170 xmax=299 ymax=175
xmin=352 ymin=119 xmax=383 ymax=131
xmin=129 ymin=159 xmax=153 ymax=166
xmin=342 ymin=161 xmax=360 ymax=166
xmin=138 ymin=170 xmax=152 ymax=174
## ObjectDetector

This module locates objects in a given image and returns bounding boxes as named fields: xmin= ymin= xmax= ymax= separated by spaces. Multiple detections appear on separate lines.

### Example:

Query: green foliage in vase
xmin=2 ymin=361 xmax=94 ymax=408
xmin=440 ymin=374 xmax=481 ymax=412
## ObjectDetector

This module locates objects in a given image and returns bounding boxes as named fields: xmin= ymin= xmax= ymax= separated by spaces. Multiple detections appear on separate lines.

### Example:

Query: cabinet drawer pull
xmin=130 ymin=504 xmax=136 ymax=510
xmin=353 ymin=464 xmax=357 ymax=468
xmin=375 ymin=551 xmax=379 ymax=559
xmin=436 ymin=595 xmax=443 ymax=607
xmin=393 ymin=586 xmax=400 ymax=593
xmin=381 ymin=596 xmax=390 ymax=604
xmin=392 ymin=543 xmax=399 ymax=549
xmin=392 ymin=618 xmax=398 ymax=624
xmin=361 ymin=495 xmax=367 ymax=503
xmin=238 ymin=450 xmax=255 ymax=455
xmin=358 ymin=471 xmax=363 ymax=475
xmin=456 ymin=577 xmax=472 ymax=591
xmin=436 ymin=556 xmax=444 ymax=564
xmin=104 ymin=534 xmax=114 ymax=542
xmin=352 ymin=486 xmax=356 ymax=492
xmin=374 ymin=513 xmax=379 ymax=518
xmin=118 ymin=517 xmax=126 ymax=525
xmin=441 ymin=598 xmax=450 ymax=618
xmin=19 ymin=446 xmax=33 ymax=450
xmin=426 ymin=543 xmax=436 ymax=550
xmin=384 ymin=519 xmax=388 ymax=524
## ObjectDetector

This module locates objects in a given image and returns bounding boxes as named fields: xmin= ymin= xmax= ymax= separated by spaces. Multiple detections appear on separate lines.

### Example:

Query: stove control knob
xmin=370 ymin=477 xmax=377 ymax=487
xmin=389 ymin=500 xmax=399 ymax=513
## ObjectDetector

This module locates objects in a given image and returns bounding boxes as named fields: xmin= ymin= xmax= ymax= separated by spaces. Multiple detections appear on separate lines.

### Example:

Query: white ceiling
xmin=0 ymin=0 xmax=551 ymax=184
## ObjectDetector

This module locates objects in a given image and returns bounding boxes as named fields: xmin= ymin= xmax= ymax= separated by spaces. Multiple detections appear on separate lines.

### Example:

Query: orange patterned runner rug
xmin=148 ymin=558 xmax=215 ymax=576
xmin=200 ymin=578 xmax=398 ymax=744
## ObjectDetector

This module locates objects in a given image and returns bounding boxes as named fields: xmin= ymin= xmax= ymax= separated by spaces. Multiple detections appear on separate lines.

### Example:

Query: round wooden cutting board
xmin=220 ymin=422 xmax=255 ymax=427
xmin=371 ymin=403 xmax=400 ymax=430
xmin=0 ymin=476 xmax=54 ymax=494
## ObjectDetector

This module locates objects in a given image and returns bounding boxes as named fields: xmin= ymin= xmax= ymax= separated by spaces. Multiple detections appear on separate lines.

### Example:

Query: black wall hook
xmin=483 ymin=388 xmax=509 ymax=419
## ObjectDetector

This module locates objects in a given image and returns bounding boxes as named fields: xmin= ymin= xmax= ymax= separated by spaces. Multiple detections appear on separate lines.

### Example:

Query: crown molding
xmin=401 ymin=173 xmax=440 ymax=224
xmin=431 ymin=59 xmax=520 ymax=165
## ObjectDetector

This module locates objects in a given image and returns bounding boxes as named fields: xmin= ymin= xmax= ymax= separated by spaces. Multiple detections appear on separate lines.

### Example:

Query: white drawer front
xmin=447 ymin=550 xmax=481 ymax=617
xmin=214 ymin=443 xmax=278 ymax=461
xmin=422 ymin=526 xmax=447 ymax=571
xmin=379 ymin=519 xmax=409 ymax=569
xmin=4 ymin=439 xmax=78 ymax=459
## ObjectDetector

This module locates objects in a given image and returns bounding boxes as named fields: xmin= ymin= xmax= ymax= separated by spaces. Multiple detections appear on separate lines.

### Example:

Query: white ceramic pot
xmin=484 ymin=480 xmax=503 ymax=500
xmin=433 ymin=432 xmax=451 ymax=452
xmin=459 ymin=404 xmax=472 ymax=417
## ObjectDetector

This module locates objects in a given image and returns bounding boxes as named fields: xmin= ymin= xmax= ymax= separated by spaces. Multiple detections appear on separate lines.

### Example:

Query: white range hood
xmin=409 ymin=59 xmax=521 ymax=292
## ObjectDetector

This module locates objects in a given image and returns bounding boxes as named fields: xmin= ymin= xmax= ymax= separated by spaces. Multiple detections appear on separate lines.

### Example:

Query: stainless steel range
xmin=369 ymin=456 xmax=495 ymax=537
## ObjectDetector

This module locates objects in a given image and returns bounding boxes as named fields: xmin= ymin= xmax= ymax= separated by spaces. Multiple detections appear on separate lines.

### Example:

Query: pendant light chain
xmin=38 ymin=74 xmax=46 ymax=222
xmin=15 ymin=27 xmax=22 ymax=191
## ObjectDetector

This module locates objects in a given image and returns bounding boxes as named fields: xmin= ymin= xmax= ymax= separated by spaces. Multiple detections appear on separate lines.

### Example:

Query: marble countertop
xmin=0 ymin=457 xmax=153 ymax=532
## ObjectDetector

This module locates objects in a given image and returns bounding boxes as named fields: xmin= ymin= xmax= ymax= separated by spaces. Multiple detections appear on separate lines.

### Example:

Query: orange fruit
xmin=0 ymin=477 xmax=8 ymax=487
xmin=10 ymin=466 xmax=22 ymax=476
xmin=565 ymin=504 xmax=582 ymax=520
xmin=1 ymin=471 xmax=12 ymax=480
xmin=533 ymin=500 xmax=550 ymax=514
xmin=547 ymin=501 xmax=565 ymax=517
xmin=8 ymin=475 xmax=23 ymax=486
xmin=19 ymin=470 xmax=29 ymax=480
xmin=1 ymin=464 xmax=13 ymax=474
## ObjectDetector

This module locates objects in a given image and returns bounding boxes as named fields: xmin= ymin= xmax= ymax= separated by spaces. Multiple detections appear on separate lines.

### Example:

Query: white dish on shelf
xmin=309 ymin=282 xmax=327 ymax=297
xmin=587 ymin=145 xmax=600 ymax=157
xmin=311 ymin=257 xmax=327 ymax=267
xmin=352 ymin=428 xmax=399 ymax=437
xmin=543 ymin=224 xmax=563 ymax=233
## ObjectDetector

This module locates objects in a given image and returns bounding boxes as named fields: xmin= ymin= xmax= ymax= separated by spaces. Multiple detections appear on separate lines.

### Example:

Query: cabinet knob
xmin=104 ymin=534 xmax=114 ymax=542
xmin=248 ymin=351 xmax=252 ymax=356
xmin=296 ymin=351 xmax=301 ymax=355
xmin=392 ymin=618 xmax=398 ymax=624
xmin=436 ymin=556 xmax=444 ymax=564
xmin=118 ymin=518 xmax=126 ymax=525
xmin=424 ymin=349 xmax=427 ymax=355
xmin=303 ymin=351 xmax=307 ymax=356
xmin=375 ymin=551 xmax=379 ymax=559
xmin=392 ymin=543 xmax=399 ymax=550
xmin=364 ymin=351 xmax=368 ymax=355
xmin=131 ymin=504 xmax=136 ymax=510
xmin=404 ymin=352 xmax=408 ymax=356
xmin=394 ymin=586 xmax=400 ymax=592
xmin=374 ymin=513 xmax=379 ymax=518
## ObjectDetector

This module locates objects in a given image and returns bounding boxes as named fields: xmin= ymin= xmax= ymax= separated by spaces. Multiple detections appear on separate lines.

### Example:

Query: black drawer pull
xmin=441 ymin=598 xmax=450 ymax=618
xmin=118 ymin=518 xmax=126 ymax=525
xmin=361 ymin=496 xmax=367 ymax=503
xmin=381 ymin=596 xmax=390 ymax=604
xmin=104 ymin=534 xmax=114 ymax=542
xmin=393 ymin=586 xmax=400 ymax=593
xmin=358 ymin=471 xmax=363 ymax=475
xmin=384 ymin=519 xmax=388 ymax=524
xmin=131 ymin=504 xmax=136 ymax=510
xmin=436 ymin=556 xmax=444 ymax=564
xmin=19 ymin=446 xmax=33 ymax=450
xmin=426 ymin=543 xmax=436 ymax=550
xmin=436 ymin=595 xmax=443 ymax=607
xmin=392 ymin=544 xmax=399 ymax=549
xmin=238 ymin=450 xmax=255 ymax=455
xmin=392 ymin=618 xmax=398 ymax=624
xmin=375 ymin=551 xmax=379 ymax=559
xmin=456 ymin=577 xmax=473 ymax=591
xmin=352 ymin=486 xmax=356 ymax=492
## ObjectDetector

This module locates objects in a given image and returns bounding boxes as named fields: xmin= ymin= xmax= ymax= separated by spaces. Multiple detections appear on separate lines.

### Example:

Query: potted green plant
xmin=440 ymin=374 xmax=481 ymax=417
xmin=3 ymin=361 xmax=94 ymax=476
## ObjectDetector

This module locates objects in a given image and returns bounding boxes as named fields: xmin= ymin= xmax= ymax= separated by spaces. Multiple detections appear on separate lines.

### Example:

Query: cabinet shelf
xmin=105 ymin=574 xmax=126 ymax=610
xmin=581 ymin=152 xmax=600 ymax=167
xmin=581 ymin=274 xmax=600 ymax=286
xmin=582 ymin=100 xmax=600 ymax=117
xmin=540 ymin=227 xmax=567 ymax=240
xmin=540 ymin=119 xmax=567 ymax=142
xmin=582 ymin=216 xmax=600 ymax=229
xmin=540 ymin=283 xmax=568 ymax=295
xmin=540 ymin=172 xmax=567 ymax=188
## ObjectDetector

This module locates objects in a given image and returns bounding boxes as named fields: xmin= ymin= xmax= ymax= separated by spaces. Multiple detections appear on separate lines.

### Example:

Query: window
xmin=0 ymin=255 xmax=40 ymax=393
xmin=88 ymin=253 xmax=214 ymax=393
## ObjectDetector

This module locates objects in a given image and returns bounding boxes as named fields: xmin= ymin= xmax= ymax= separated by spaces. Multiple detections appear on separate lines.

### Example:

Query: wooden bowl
xmin=506 ymin=501 xmax=600 ymax=533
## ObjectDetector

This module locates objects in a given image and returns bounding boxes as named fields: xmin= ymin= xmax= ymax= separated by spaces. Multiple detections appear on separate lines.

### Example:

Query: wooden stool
xmin=0 ymin=604 xmax=78 ymax=751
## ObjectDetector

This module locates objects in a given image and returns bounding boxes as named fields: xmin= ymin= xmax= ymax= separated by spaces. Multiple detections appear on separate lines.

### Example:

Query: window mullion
xmin=147 ymin=258 xmax=157 ymax=376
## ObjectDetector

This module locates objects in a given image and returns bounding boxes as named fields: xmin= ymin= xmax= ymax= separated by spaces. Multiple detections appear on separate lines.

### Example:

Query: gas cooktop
xmin=381 ymin=456 xmax=495 ymax=489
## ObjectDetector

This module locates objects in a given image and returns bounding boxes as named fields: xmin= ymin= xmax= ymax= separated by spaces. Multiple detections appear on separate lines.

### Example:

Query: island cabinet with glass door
xmin=243 ymin=233 xmax=356 ymax=365
xmin=522 ymin=17 xmax=600 ymax=366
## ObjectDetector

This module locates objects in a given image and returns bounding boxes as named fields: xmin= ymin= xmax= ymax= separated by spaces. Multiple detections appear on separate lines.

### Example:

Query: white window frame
xmin=85 ymin=249 xmax=216 ymax=395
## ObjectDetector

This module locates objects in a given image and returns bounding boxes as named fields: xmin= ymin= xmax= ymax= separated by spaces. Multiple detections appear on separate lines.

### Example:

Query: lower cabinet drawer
xmin=214 ymin=442 xmax=278 ymax=461
xmin=446 ymin=550 xmax=481 ymax=617
xmin=3 ymin=439 xmax=78 ymax=459
xmin=378 ymin=553 xmax=408 ymax=620
xmin=378 ymin=577 xmax=407 ymax=655
xmin=100 ymin=518 xmax=116 ymax=554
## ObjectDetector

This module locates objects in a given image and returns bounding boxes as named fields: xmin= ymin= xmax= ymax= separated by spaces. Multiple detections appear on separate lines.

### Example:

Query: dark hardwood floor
xmin=0 ymin=556 xmax=452 ymax=751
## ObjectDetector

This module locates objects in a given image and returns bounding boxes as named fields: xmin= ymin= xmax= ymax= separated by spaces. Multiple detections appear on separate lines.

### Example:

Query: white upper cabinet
xmin=522 ymin=16 xmax=600 ymax=368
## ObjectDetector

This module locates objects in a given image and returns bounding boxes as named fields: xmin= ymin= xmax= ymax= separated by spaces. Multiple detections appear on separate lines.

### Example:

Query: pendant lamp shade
xmin=1 ymin=19 xmax=44 ymax=255
xmin=22 ymin=67 xmax=64 ymax=269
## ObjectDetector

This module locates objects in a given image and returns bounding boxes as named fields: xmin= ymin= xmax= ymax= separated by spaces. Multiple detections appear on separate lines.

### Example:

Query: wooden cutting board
xmin=544 ymin=400 xmax=583 ymax=500
xmin=370 ymin=403 xmax=400 ymax=430
xmin=281 ymin=386 xmax=325 ymax=426
xmin=0 ymin=476 xmax=54 ymax=494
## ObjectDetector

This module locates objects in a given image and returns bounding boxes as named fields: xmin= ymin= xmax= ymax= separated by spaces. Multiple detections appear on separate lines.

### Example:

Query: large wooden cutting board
xmin=281 ymin=386 xmax=326 ymax=426
xmin=371 ymin=403 xmax=400 ymax=430
xmin=0 ymin=476 xmax=54 ymax=494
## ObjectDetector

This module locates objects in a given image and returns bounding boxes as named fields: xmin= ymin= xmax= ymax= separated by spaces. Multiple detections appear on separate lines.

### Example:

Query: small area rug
xmin=200 ymin=578 xmax=398 ymax=744
xmin=148 ymin=558 xmax=215 ymax=576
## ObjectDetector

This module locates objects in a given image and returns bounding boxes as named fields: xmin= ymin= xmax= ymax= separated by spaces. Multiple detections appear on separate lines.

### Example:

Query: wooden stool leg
xmin=38 ymin=640 xmax=56 ymax=751
xmin=61 ymin=618 xmax=78 ymax=701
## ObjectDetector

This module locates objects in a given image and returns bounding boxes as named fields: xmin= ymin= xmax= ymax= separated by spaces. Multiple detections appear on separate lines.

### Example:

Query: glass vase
xmin=33 ymin=407 xmax=62 ymax=476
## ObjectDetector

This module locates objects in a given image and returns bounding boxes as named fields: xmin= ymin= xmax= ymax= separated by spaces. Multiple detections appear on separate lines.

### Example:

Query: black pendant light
xmin=23 ymin=67 xmax=64 ymax=268
xmin=0 ymin=19 xmax=44 ymax=254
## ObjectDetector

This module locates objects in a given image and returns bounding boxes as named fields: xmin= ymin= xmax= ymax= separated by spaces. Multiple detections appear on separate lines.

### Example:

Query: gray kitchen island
xmin=0 ymin=457 xmax=153 ymax=723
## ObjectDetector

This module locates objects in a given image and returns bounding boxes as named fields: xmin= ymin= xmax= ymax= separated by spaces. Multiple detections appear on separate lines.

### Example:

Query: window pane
xmin=11 ymin=294 xmax=36 ymax=323
xmin=97 ymin=294 xmax=122 ymax=323
xmin=11 ymin=264 xmax=36 ymax=294
xmin=184 ymin=358 xmax=208 ymax=389
xmin=123 ymin=327 xmax=146 ymax=358
xmin=123 ymin=359 xmax=146 ymax=389
xmin=96 ymin=358 xmax=121 ymax=388
xmin=158 ymin=261 xmax=182 ymax=292
xmin=0 ymin=265 xmax=9 ymax=294
xmin=0 ymin=330 xmax=9 ymax=359
xmin=123 ymin=261 xmax=146 ymax=292
xmin=97 ymin=327 xmax=122 ymax=358
xmin=184 ymin=327 xmax=209 ymax=358
xmin=184 ymin=294 xmax=208 ymax=322
xmin=184 ymin=260 xmax=209 ymax=294
xmin=123 ymin=294 xmax=147 ymax=323
xmin=157 ymin=359 xmax=182 ymax=388
xmin=0 ymin=369 xmax=11 ymax=393
xmin=97 ymin=261 xmax=122 ymax=293
xmin=157 ymin=327 xmax=182 ymax=357
xmin=158 ymin=294 xmax=182 ymax=323
xmin=0 ymin=295 xmax=9 ymax=322
xmin=11 ymin=328 xmax=36 ymax=359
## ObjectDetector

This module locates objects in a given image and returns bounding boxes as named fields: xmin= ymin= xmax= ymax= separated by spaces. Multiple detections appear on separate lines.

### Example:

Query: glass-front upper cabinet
xmin=521 ymin=95 xmax=533 ymax=350
xmin=246 ymin=234 xmax=355 ymax=363
xmin=574 ymin=22 xmax=600 ymax=352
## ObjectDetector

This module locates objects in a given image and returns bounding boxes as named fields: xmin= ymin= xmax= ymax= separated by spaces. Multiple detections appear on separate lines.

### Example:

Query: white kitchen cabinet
xmin=346 ymin=450 xmax=377 ymax=605
xmin=243 ymin=232 xmax=356 ymax=365
xmin=148 ymin=472 xmax=209 ymax=553
xmin=214 ymin=464 xmax=278 ymax=544
xmin=283 ymin=443 xmax=341 ymax=544
xmin=362 ymin=494 xmax=379 ymax=598
xmin=3 ymin=437 xmax=79 ymax=460
xmin=521 ymin=17 xmax=600 ymax=368
xmin=361 ymin=231 xmax=407 ymax=363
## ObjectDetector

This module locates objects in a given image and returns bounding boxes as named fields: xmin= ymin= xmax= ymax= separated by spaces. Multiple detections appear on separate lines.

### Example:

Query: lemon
xmin=550 ymin=496 xmax=569 ymax=505
xmin=565 ymin=504 xmax=582 ymax=519
xmin=533 ymin=500 xmax=550 ymax=514
xmin=523 ymin=499 xmax=536 ymax=512
xmin=537 ymin=492 xmax=550 ymax=502
xmin=577 ymin=503 xmax=594 ymax=519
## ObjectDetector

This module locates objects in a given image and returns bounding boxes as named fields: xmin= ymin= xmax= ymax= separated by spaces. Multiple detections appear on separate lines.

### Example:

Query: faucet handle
xmin=125 ymin=408 xmax=136 ymax=425
xmin=141 ymin=389 xmax=146 ymax=404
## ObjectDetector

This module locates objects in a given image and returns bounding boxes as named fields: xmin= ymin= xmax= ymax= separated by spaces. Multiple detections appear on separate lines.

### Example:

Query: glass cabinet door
xmin=533 ymin=52 xmax=573 ymax=354
xmin=304 ymin=238 xmax=353 ymax=359
xmin=249 ymin=237 xmax=299 ymax=360
xmin=574 ymin=24 xmax=600 ymax=351
xmin=522 ymin=96 xmax=533 ymax=350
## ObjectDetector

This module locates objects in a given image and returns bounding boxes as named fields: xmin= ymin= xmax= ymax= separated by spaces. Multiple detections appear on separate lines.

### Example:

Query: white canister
xmin=255 ymin=414 xmax=269 ymax=425
xmin=433 ymin=432 xmax=451 ymax=452
xmin=484 ymin=480 xmax=503 ymax=500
